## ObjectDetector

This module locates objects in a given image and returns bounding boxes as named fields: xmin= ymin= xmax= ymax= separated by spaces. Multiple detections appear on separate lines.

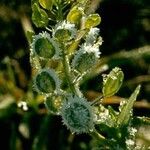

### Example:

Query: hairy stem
xmin=62 ymin=46 xmax=81 ymax=96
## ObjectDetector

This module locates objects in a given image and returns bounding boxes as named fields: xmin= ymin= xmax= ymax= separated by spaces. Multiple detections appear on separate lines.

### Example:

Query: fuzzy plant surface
xmin=29 ymin=0 xmax=150 ymax=149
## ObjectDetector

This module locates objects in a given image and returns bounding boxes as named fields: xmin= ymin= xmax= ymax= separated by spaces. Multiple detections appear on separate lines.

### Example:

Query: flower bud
xmin=102 ymin=67 xmax=124 ymax=97
xmin=39 ymin=0 xmax=53 ymax=10
xmin=61 ymin=95 xmax=94 ymax=134
xmin=84 ymin=14 xmax=101 ymax=29
xmin=67 ymin=7 xmax=83 ymax=24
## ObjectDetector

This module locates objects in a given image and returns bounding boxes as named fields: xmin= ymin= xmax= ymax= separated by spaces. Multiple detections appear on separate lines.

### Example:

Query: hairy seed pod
xmin=54 ymin=29 xmax=72 ymax=41
xmin=72 ymin=51 xmax=97 ymax=73
xmin=72 ymin=43 xmax=101 ymax=73
xmin=61 ymin=95 xmax=94 ymax=134
xmin=31 ymin=32 xmax=61 ymax=59
xmin=34 ymin=69 xmax=60 ymax=93
xmin=102 ymin=67 xmax=124 ymax=97
xmin=32 ymin=3 xmax=49 ymax=27
xmin=84 ymin=14 xmax=101 ymax=29
xmin=53 ymin=21 xmax=77 ymax=41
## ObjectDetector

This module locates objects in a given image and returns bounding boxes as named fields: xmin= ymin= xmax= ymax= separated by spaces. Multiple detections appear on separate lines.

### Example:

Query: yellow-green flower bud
xmin=39 ymin=0 xmax=53 ymax=10
xmin=85 ymin=14 xmax=101 ymax=29
xmin=67 ymin=7 xmax=83 ymax=24
xmin=102 ymin=67 xmax=124 ymax=97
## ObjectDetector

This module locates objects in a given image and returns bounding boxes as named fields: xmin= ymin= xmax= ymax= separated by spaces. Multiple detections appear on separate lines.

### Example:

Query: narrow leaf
xmin=117 ymin=85 xmax=141 ymax=126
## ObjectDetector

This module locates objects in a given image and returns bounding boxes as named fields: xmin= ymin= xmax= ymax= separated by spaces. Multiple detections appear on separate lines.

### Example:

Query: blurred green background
xmin=0 ymin=0 xmax=150 ymax=149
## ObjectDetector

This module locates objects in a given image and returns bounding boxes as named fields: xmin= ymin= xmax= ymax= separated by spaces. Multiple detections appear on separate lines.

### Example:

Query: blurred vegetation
xmin=0 ymin=0 xmax=150 ymax=149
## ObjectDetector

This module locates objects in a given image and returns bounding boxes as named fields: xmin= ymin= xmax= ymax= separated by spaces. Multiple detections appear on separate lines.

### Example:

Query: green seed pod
xmin=31 ymin=32 xmax=61 ymax=59
xmin=84 ymin=14 xmax=101 ymax=29
xmin=102 ymin=67 xmax=124 ymax=97
xmin=53 ymin=21 xmax=77 ymax=41
xmin=72 ymin=44 xmax=100 ymax=73
xmin=72 ymin=51 xmax=97 ymax=73
xmin=34 ymin=69 xmax=60 ymax=93
xmin=54 ymin=29 xmax=71 ymax=41
xmin=67 ymin=7 xmax=83 ymax=24
xmin=45 ymin=96 xmax=62 ymax=115
xmin=61 ymin=95 xmax=94 ymax=134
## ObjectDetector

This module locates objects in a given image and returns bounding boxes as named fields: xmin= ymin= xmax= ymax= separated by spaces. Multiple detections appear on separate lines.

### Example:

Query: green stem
xmin=90 ymin=129 xmax=106 ymax=142
xmin=91 ymin=95 xmax=103 ymax=105
xmin=62 ymin=47 xmax=80 ymax=96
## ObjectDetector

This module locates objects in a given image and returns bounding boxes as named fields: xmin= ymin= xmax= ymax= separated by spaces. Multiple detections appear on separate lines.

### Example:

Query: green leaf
xmin=39 ymin=0 xmax=53 ymax=10
xmin=102 ymin=67 xmax=124 ymax=97
xmin=117 ymin=85 xmax=141 ymax=127
xmin=32 ymin=3 xmax=49 ymax=27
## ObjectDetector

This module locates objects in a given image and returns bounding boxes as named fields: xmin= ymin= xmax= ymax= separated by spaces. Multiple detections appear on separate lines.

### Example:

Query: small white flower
xmin=125 ymin=139 xmax=135 ymax=147
xmin=128 ymin=127 xmax=137 ymax=136
xmin=18 ymin=101 xmax=28 ymax=111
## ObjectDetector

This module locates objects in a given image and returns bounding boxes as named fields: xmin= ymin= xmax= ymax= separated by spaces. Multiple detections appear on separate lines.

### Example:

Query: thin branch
xmin=84 ymin=45 xmax=150 ymax=81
